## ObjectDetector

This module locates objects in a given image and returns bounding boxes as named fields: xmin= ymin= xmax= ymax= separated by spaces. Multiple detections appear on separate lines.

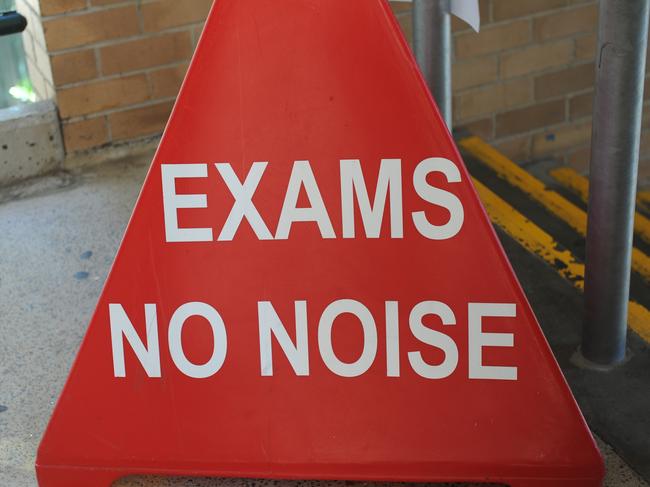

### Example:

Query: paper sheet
xmin=391 ymin=0 xmax=481 ymax=33
xmin=450 ymin=0 xmax=480 ymax=32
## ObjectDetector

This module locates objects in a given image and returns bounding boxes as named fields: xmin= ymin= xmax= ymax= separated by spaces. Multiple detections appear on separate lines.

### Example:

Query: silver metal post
xmin=582 ymin=0 xmax=650 ymax=367
xmin=413 ymin=0 xmax=452 ymax=128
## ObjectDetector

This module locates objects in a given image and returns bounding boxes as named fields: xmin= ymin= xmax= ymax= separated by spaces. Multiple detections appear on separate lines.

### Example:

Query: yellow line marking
xmin=472 ymin=178 xmax=585 ymax=287
xmin=460 ymin=137 xmax=588 ymax=233
xmin=548 ymin=167 xmax=589 ymax=202
xmin=550 ymin=166 xmax=650 ymax=246
xmin=460 ymin=136 xmax=650 ymax=284
xmin=473 ymin=177 xmax=650 ymax=343
xmin=628 ymin=302 xmax=650 ymax=343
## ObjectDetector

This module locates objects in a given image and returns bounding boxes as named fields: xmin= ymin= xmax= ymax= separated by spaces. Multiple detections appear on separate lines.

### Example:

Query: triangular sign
xmin=37 ymin=1 xmax=604 ymax=486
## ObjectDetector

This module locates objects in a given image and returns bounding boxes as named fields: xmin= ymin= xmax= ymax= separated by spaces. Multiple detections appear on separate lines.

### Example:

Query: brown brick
xmin=149 ymin=63 xmax=189 ymax=99
xmin=643 ymin=102 xmax=650 ymax=126
xmin=51 ymin=49 xmax=97 ymax=86
xmin=637 ymin=157 xmax=650 ymax=188
xmin=101 ymin=31 xmax=193 ymax=75
xmin=458 ymin=117 xmax=494 ymax=140
xmin=496 ymin=100 xmax=566 ymax=137
xmin=640 ymin=125 xmax=650 ymax=158
xmin=142 ymin=0 xmax=212 ymax=32
xmin=456 ymin=78 xmax=531 ymax=120
xmin=576 ymin=33 xmax=597 ymax=61
xmin=389 ymin=1 xmax=411 ymax=14
xmin=109 ymin=101 xmax=175 ymax=140
xmin=566 ymin=145 xmax=591 ymax=173
xmin=531 ymin=121 xmax=592 ymax=157
xmin=569 ymin=92 xmax=593 ymax=120
xmin=192 ymin=22 xmax=206 ymax=47
xmin=494 ymin=135 xmax=532 ymax=162
xmin=534 ymin=63 xmax=594 ymax=100
xmin=43 ymin=6 xmax=139 ymax=51
xmin=455 ymin=20 xmax=530 ymax=59
xmin=479 ymin=0 xmax=492 ymax=24
xmin=63 ymin=117 xmax=108 ymax=152
xmin=500 ymin=40 xmax=574 ymax=79
xmin=493 ymin=0 xmax=567 ymax=21
xmin=451 ymin=16 xmax=466 ymax=33
xmin=92 ymin=0 xmax=125 ymax=5
xmin=453 ymin=56 xmax=498 ymax=90
xmin=533 ymin=4 xmax=598 ymax=41
xmin=40 ymin=0 xmax=85 ymax=16
xmin=58 ymin=74 xmax=150 ymax=118
xmin=636 ymin=160 xmax=650 ymax=188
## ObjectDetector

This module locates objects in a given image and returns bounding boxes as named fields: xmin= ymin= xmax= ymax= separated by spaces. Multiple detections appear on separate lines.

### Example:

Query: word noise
xmin=110 ymin=299 xmax=518 ymax=382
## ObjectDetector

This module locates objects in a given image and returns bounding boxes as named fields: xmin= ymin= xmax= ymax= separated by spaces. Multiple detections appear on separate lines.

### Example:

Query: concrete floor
xmin=0 ymin=152 xmax=647 ymax=487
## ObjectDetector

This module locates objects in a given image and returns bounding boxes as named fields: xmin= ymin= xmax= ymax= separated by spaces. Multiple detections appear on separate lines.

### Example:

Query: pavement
xmin=0 ymin=149 xmax=648 ymax=486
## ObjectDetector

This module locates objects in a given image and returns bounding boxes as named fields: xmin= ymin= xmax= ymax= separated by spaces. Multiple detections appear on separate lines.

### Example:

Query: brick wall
xmin=393 ymin=0 xmax=649 ymax=187
xmin=16 ymin=0 xmax=650 ymax=187
xmin=18 ymin=0 xmax=212 ymax=153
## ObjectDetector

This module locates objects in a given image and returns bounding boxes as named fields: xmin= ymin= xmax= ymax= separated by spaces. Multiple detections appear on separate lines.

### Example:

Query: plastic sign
xmin=36 ymin=1 xmax=604 ymax=486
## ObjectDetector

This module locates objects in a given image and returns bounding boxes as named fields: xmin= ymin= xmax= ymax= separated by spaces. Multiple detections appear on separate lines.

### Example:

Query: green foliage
xmin=9 ymin=77 xmax=36 ymax=103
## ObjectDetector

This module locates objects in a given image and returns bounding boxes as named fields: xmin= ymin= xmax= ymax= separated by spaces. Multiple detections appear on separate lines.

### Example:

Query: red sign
xmin=36 ymin=1 xmax=604 ymax=486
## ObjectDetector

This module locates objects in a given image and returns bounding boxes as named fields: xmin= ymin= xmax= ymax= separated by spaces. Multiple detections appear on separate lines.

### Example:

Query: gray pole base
xmin=571 ymin=347 xmax=632 ymax=372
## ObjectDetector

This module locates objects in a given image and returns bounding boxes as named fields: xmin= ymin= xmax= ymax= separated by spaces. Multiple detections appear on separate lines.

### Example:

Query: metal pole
xmin=582 ymin=0 xmax=650 ymax=367
xmin=413 ymin=0 xmax=452 ymax=129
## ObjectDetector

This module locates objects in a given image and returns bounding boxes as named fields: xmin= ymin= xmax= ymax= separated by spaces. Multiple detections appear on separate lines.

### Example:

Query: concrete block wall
xmin=15 ymin=0 xmax=650 ymax=187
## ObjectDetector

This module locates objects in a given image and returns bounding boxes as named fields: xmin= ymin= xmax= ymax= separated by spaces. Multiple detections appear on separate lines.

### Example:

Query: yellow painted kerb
xmin=472 ymin=176 xmax=650 ymax=343
xmin=460 ymin=136 xmax=650 ymax=284
xmin=550 ymin=166 xmax=650 ymax=246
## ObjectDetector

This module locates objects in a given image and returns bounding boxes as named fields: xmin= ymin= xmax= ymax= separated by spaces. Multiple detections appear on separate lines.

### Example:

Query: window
xmin=0 ymin=0 xmax=34 ymax=109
